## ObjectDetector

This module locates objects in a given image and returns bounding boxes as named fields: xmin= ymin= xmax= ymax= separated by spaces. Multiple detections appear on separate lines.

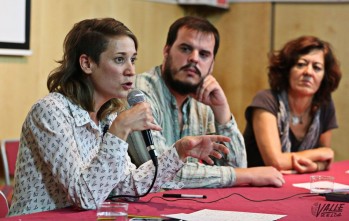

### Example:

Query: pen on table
xmin=162 ymin=193 xmax=207 ymax=199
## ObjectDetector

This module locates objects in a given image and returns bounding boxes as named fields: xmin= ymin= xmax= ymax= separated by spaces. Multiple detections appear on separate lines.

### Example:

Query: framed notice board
xmin=0 ymin=0 xmax=31 ymax=56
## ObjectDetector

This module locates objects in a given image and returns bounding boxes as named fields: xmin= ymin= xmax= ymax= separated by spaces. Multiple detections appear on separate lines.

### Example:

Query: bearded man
xmin=127 ymin=16 xmax=285 ymax=188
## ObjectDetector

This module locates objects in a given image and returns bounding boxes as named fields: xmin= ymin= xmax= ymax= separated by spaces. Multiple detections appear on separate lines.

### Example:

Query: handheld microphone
xmin=127 ymin=89 xmax=158 ymax=166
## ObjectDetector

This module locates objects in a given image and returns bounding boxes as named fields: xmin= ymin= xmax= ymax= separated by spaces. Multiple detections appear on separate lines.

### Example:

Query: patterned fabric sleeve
xmin=24 ymin=98 xmax=131 ymax=209
xmin=9 ymin=93 xmax=184 ymax=216
xmin=214 ymin=114 xmax=247 ymax=168
xmin=112 ymin=145 xmax=184 ymax=196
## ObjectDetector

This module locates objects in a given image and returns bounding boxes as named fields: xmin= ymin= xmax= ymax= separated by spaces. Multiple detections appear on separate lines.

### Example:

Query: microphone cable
xmin=102 ymin=124 xmax=159 ymax=200
xmin=136 ymin=192 xmax=319 ymax=204
xmin=107 ymin=148 xmax=159 ymax=201
xmin=106 ymin=88 xmax=161 ymax=201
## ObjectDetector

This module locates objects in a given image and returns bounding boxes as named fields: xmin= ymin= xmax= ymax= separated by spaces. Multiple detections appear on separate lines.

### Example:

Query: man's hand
xmin=190 ymin=75 xmax=231 ymax=124
xmin=235 ymin=167 xmax=285 ymax=187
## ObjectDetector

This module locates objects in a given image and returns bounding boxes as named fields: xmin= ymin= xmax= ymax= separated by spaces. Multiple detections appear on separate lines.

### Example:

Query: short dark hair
xmin=166 ymin=16 xmax=220 ymax=57
xmin=268 ymin=35 xmax=341 ymax=107
xmin=47 ymin=18 xmax=138 ymax=119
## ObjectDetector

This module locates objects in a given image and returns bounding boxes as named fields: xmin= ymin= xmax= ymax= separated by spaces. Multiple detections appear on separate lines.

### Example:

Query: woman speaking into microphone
xmin=8 ymin=17 xmax=230 ymax=216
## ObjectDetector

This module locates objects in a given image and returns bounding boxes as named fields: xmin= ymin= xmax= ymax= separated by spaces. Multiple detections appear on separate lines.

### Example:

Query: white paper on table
xmin=293 ymin=182 xmax=349 ymax=192
xmin=164 ymin=209 xmax=286 ymax=221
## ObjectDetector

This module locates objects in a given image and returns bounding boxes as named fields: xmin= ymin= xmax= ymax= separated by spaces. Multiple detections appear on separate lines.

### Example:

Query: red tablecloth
xmin=2 ymin=160 xmax=349 ymax=221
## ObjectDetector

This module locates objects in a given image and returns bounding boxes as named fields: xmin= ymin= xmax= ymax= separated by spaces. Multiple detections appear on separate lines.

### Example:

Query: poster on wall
xmin=0 ymin=0 xmax=31 ymax=56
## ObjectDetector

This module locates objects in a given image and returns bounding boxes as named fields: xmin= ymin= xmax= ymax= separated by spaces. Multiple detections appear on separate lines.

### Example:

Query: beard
xmin=162 ymin=55 xmax=203 ymax=95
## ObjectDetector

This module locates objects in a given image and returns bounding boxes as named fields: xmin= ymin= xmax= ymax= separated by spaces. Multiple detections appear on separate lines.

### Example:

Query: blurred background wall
xmin=0 ymin=1 xmax=347 ymax=172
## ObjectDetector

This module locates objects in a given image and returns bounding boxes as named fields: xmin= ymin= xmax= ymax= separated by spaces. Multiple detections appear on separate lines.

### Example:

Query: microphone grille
xmin=127 ymin=89 xmax=145 ymax=106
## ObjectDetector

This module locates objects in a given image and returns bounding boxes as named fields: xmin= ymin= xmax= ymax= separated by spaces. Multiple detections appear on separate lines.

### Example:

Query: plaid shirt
xmin=128 ymin=66 xmax=247 ymax=188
